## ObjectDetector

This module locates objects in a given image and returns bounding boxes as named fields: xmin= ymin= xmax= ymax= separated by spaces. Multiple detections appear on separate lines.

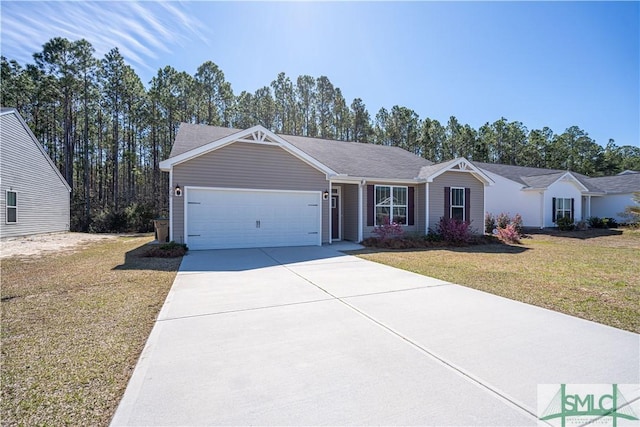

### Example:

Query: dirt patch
xmin=0 ymin=232 xmax=117 ymax=259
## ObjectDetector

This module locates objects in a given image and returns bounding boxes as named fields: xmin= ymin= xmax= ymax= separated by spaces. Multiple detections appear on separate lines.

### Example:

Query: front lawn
xmin=356 ymin=228 xmax=640 ymax=333
xmin=1 ymin=235 xmax=182 ymax=426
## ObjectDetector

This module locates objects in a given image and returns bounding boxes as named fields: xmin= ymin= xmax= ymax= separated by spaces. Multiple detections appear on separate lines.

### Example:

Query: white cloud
xmin=0 ymin=1 xmax=206 ymax=77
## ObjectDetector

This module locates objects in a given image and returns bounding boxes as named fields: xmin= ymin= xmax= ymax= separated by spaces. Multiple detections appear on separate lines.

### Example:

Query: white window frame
xmin=374 ymin=185 xmax=408 ymax=226
xmin=450 ymin=187 xmax=465 ymax=221
xmin=555 ymin=197 xmax=572 ymax=221
xmin=6 ymin=190 xmax=17 ymax=224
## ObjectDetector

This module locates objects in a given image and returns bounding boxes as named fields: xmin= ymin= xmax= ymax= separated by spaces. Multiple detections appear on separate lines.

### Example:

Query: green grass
xmin=1 ymin=235 xmax=182 ymax=426
xmin=356 ymin=228 xmax=640 ymax=333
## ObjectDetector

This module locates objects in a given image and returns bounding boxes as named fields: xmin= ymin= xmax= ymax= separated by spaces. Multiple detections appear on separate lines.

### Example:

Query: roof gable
xmin=477 ymin=162 xmax=603 ymax=193
xmin=164 ymin=123 xmax=434 ymax=181
xmin=160 ymin=125 xmax=336 ymax=176
xmin=419 ymin=157 xmax=494 ymax=185
xmin=0 ymin=108 xmax=71 ymax=192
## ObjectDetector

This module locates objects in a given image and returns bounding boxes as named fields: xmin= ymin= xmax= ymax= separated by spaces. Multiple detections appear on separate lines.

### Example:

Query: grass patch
xmin=356 ymin=228 xmax=640 ymax=333
xmin=1 ymin=234 xmax=182 ymax=426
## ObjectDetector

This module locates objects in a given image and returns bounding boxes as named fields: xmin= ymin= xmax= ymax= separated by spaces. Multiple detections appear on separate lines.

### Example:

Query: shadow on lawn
xmin=348 ymin=242 xmax=529 ymax=256
xmin=524 ymin=227 xmax=623 ymax=240
xmin=113 ymin=243 xmax=183 ymax=271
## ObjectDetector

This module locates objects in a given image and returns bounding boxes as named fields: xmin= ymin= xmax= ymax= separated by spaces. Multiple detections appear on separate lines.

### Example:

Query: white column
xmin=425 ymin=183 xmax=430 ymax=234
xmin=358 ymin=181 xmax=364 ymax=242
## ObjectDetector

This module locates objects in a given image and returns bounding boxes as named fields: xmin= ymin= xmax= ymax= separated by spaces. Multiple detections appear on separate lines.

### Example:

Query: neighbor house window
xmin=375 ymin=185 xmax=407 ymax=225
xmin=555 ymin=198 xmax=572 ymax=222
xmin=6 ymin=190 xmax=17 ymax=223
xmin=450 ymin=187 xmax=465 ymax=221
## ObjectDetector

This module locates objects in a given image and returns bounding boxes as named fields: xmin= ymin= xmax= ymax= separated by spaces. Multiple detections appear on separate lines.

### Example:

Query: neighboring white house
xmin=0 ymin=108 xmax=71 ymax=238
xmin=588 ymin=172 xmax=640 ymax=223
xmin=478 ymin=163 xmax=640 ymax=227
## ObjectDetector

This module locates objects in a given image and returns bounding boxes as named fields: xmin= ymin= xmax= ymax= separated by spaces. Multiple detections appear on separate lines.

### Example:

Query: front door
xmin=331 ymin=194 xmax=340 ymax=240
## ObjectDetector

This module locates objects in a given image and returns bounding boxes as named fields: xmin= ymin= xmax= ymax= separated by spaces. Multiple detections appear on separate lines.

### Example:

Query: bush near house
xmin=363 ymin=217 xmax=497 ymax=249
xmin=485 ymin=212 xmax=523 ymax=244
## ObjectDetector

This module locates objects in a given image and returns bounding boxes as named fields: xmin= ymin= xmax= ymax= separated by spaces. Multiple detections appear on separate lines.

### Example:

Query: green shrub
xmin=485 ymin=212 xmax=496 ymax=234
xmin=556 ymin=216 xmax=575 ymax=231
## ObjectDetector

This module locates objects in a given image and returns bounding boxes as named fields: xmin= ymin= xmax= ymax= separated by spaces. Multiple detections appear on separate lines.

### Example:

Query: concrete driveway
xmin=111 ymin=244 xmax=639 ymax=426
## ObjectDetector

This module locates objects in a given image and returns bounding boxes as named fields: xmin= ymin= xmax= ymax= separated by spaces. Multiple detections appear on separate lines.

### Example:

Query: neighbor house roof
xmin=587 ymin=174 xmax=640 ymax=194
xmin=476 ymin=162 xmax=603 ymax=193
xmin=169 ymin=123 xmax=434 ymax=181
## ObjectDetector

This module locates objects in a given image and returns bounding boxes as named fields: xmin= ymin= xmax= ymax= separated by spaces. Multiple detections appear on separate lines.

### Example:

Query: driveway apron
xmin=111 ymin=244 xmax=640 ymax=426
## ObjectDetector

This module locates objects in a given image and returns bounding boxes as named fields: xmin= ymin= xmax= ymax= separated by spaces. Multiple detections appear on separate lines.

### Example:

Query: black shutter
xmin=464 ymin=188 xmax=471 ymax=224
xmin=552 ymin=197 xmax=556 ymax=223
xmin=367 ymin=185 xmax=374 ymax=226
xmin=408 ymin=187 xmax=415 ymax=226
xmin=444 ymin=186 xmax=451 ymax=219
xmin=570 ymin=198 xmax=575 ymax=222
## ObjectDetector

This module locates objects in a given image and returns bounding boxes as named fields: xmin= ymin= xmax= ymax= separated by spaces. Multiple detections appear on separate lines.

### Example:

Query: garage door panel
xmin=186 ymin=188 xmax=321 ymax=250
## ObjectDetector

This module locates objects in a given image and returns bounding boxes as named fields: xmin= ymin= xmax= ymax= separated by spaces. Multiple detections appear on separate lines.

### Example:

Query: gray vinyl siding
xmin=428 ymin=171 xmax=484 ymax=233
xmin=363 ymin=182 xmax=420 ymax=239
xmin=0 ymin=112 xmax=70 ymax=239
xmin=342 ymin=184 xmax=359 ymax=241
xmin=171 ymin=142 xmax=329 ymax=243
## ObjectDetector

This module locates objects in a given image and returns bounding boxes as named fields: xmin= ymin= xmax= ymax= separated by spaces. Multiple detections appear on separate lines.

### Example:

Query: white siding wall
xmin=0 ymin=112 xmax=70 ymax=238
xmin=543 ymin=180 xmax=584 ymax=227
xmin=482 ymin=170 xmax=543 ymax=227
xmin=591 ymin=193 xmax=637 ymax=223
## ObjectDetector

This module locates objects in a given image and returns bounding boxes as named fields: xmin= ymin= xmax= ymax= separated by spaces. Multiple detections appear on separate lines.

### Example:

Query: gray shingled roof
xmin=476 ymin=162 xmax=603 ymax=193
xmin=417 ymin=158 xmax=461 ymax=180
xmin=282 ymin=134 xmax=432 ymax=179
xmin=0 ymin=107 xmax=17 ymax=114
xmin=170 ymin=123 xmax=433 ymax=180
xmin=587 ymin=174 xmax=640 ymax=194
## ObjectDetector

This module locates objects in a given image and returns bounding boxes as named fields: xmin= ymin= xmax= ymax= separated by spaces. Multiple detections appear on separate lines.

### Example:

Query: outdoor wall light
xmin=174 ymin=185 xmax=182 ymax=197
xmin=323 ymin=190 xmax=329 ymax=200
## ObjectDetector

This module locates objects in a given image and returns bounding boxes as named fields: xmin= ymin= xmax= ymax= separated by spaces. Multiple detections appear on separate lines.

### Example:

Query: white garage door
xmin=186 ymin=188 xmax=322 ymax=250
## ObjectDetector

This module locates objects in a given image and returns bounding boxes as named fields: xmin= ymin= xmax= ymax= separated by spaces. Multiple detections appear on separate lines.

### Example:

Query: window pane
xmin=452 ymin=188 xmax=464 ymax=207
xmin=452 ymin=207 xmax=464 ymax=221
xmin=7 ymin=207 xmax=16 ymax=223
xmin=7 ymin=192 xmax=16 ymax=207
xmin=376 ymin=206 xmax=390 ymax=225
xmin=376 ymin=186 xmax=390 ymax=206
xmin=393 ymin=187 xmax=407 ymax=206
xmin=393 ymin=207 xmax=407 ymax=224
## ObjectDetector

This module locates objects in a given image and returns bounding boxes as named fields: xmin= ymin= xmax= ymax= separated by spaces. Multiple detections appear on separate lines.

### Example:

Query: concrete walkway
xmin=111 ymin=244 xmax=639 ymax=426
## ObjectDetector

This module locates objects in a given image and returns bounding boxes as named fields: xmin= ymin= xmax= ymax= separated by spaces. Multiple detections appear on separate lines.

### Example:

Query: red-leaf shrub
xmin=495 ymin=223 xmax=521 ymax=244
xmin=436 ymin=217 xmax=472 ymax=244
xmin=372 ymin=217 xmax=404 ymax=240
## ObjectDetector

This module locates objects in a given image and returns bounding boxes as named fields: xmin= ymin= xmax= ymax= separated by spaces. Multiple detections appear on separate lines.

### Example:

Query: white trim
xmin=328 ymin=181 xmax=332 ymax=244
xmin=374 ymin=184 xmax=409 ymax=226
xmin=183 ymin=186 xmax=323 ymax=248
xmin=160 ymin=125 xmax=337 ymax=177
xmin=450 ymin=187 xmax=465 ymax=220
xmin=425 ymin=183 xmax=430 ymax=233
xmin=169 ymin=167 xmax=174 ymax=242
xmin=423 ymin=157 xmax=494 ymax=185
xmin=5 ymin=190 xmax=18 ymax=224
xmin=357 ymin=181 xmax=364 ymax=242
xmin=331 ymin=186 xmax=342 ymax=242
xmin=558 ymin=172 xmax=590 ymax=192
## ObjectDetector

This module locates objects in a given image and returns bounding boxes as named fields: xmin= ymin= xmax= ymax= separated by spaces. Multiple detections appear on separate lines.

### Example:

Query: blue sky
xmin=1 ymin=1 xmax=638 ymax=147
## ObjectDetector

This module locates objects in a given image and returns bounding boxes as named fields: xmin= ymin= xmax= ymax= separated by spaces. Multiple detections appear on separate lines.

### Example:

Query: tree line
xmin=2 ymin=37 xmax=639 ymax=232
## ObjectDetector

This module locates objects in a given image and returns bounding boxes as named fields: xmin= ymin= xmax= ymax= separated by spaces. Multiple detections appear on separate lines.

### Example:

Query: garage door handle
xmin=308 ymin=232 xmax=318 ymax=234
xmin=188 ymin=234 xmax=200 ymax=237
xmin=256 ymin=220 xmax=261 ymax=228
xmin=308 ymin=204 xmax=318 ymax=206
xmin=188 ymin=202 xmax=201 ymax=204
